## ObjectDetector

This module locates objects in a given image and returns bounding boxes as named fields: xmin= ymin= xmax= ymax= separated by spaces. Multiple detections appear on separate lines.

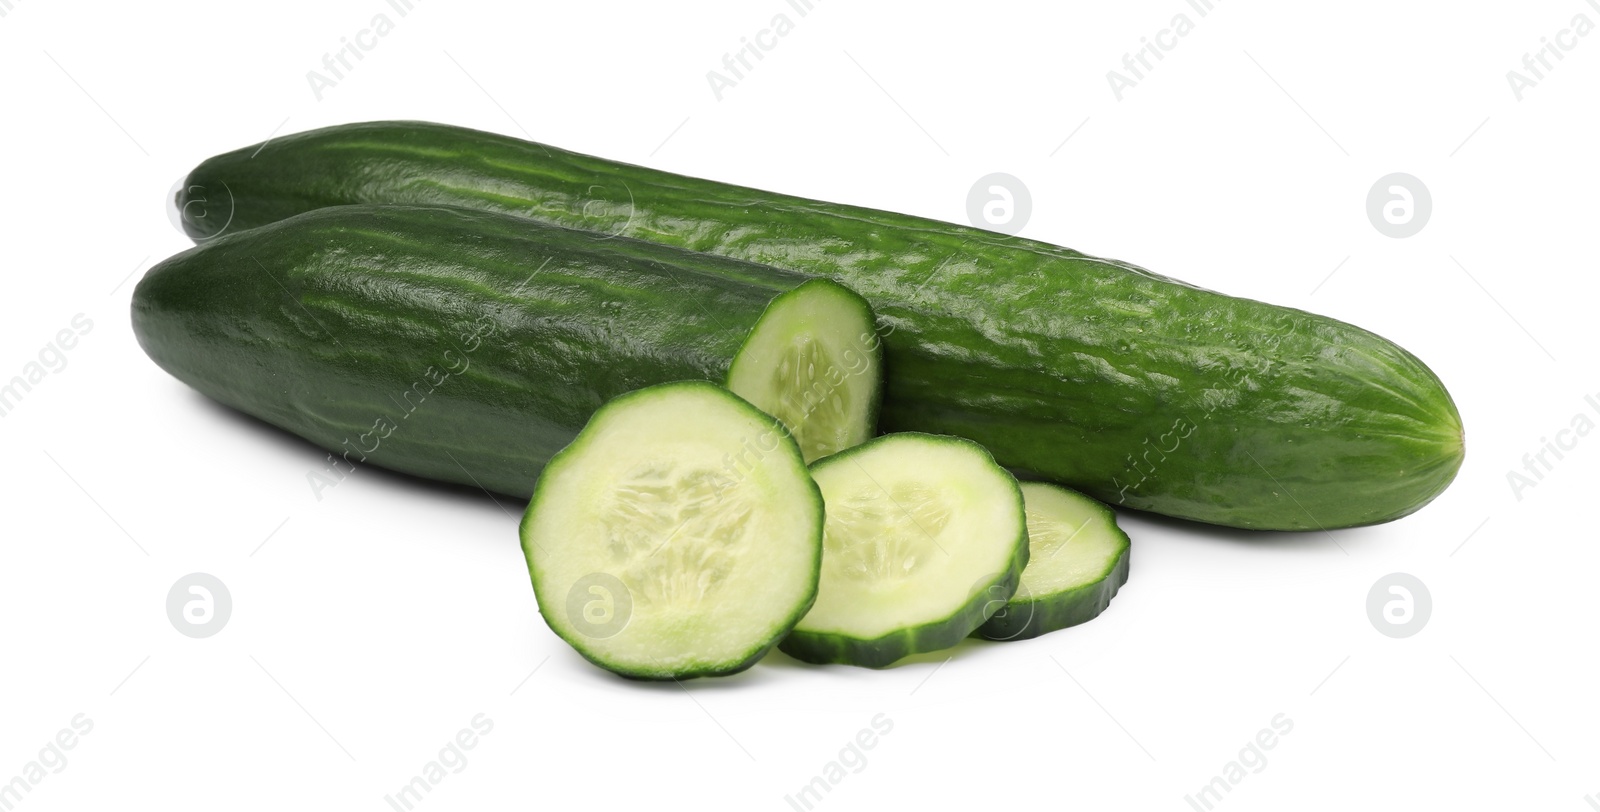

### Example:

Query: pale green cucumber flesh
xmin=727 ymin=279 xmax=881 ymax=463
xmin=780 ymin=433 xmax=1028 ymax=668
xmin=975 ymin=482 xmax=1131 ymax=641
xmin=520 ymin=381 xmax=823 ymax=680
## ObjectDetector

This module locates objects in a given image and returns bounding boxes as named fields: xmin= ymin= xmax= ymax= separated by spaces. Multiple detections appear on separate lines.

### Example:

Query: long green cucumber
xmin=177 ymin=121 xmax=1466 ymax=529
xmin=132 ymin=204 xmax=882 ymax=495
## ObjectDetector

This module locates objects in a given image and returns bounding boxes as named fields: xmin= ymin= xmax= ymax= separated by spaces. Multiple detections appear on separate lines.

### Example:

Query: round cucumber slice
xmin=520 ymin=381 xmax=823 ymax=680
xmin=726 ymin=278 xmax=882 ymax=463
xmin=975 ymin=482 xmax=1130 ymax=641
xmin=780 ymin=433 xmax=1028 ymax=667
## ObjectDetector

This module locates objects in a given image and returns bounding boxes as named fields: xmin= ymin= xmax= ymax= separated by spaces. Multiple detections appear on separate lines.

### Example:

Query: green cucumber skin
xmin=520 ymin=382 xmax=824 ymax=681
xmin=133 ymin=204 xmax=857 ymax=497
xmin=181 ymin=121 xmax=1466 ymax=529
xmin=778 ymin=433 xmax=1029 ymax=669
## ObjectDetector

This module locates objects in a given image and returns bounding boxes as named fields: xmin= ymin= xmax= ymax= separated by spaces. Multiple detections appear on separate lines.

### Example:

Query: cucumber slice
xmin=780 ymin=433 xmax=1028 ymax=667
xmin=975 ymin=483 xmax=1130 ymax=641
xmin=727 ymin=279 xmax=881 ymax=463
xmin=520 ymin=381 xmax=823 ymax=680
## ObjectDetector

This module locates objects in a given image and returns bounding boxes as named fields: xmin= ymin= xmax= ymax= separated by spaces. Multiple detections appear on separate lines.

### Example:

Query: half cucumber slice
xmin=780 ymin=433 xmax=1028 ymax=667
xmin=520 ymin=381 xmax=823 ymax=680
xmin=726 ymin=278 xmax=881 ymax=462
xmin=975 ymin=482 xmax=1130 ymax=641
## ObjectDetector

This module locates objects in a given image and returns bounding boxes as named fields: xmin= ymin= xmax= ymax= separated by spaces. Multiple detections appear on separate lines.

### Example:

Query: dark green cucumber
xmin=177 ymin=121 xmax=1466 ymax=529
xmin=132 ymin=204 xmax=882 ymax=495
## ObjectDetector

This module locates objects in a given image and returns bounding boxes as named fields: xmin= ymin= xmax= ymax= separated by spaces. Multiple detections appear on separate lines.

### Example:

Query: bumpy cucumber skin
xmin=179 ymin=121 xmax=1465 ymax=530
xmin=779 ymin=433 xmax=1029 ymax=669
xmin=975 ymin=489 xmax=1131 ymax=642
xmin=520 ymin=382 xmax=823 ymax=681
xmin=132 ymin=204 xmax=868 ymax=497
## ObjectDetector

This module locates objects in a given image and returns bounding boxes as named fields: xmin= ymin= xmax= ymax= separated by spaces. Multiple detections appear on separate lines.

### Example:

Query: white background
xmin=1 ymin=1 xmax=1596 ymax=810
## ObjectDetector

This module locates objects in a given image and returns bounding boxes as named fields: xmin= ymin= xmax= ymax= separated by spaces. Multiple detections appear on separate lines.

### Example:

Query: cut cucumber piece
xmin=727 ymin=278 xmax=880 ymax=462
xmin=975 ymin=483 xmax=1130 ymax=641
xmin=132 ymin=205 xmax=881 ymax=498
xmin=780 ymin=433 xmax=1027 ymax=667
xmin=520 ymin=381 xmax=823 ymax=680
